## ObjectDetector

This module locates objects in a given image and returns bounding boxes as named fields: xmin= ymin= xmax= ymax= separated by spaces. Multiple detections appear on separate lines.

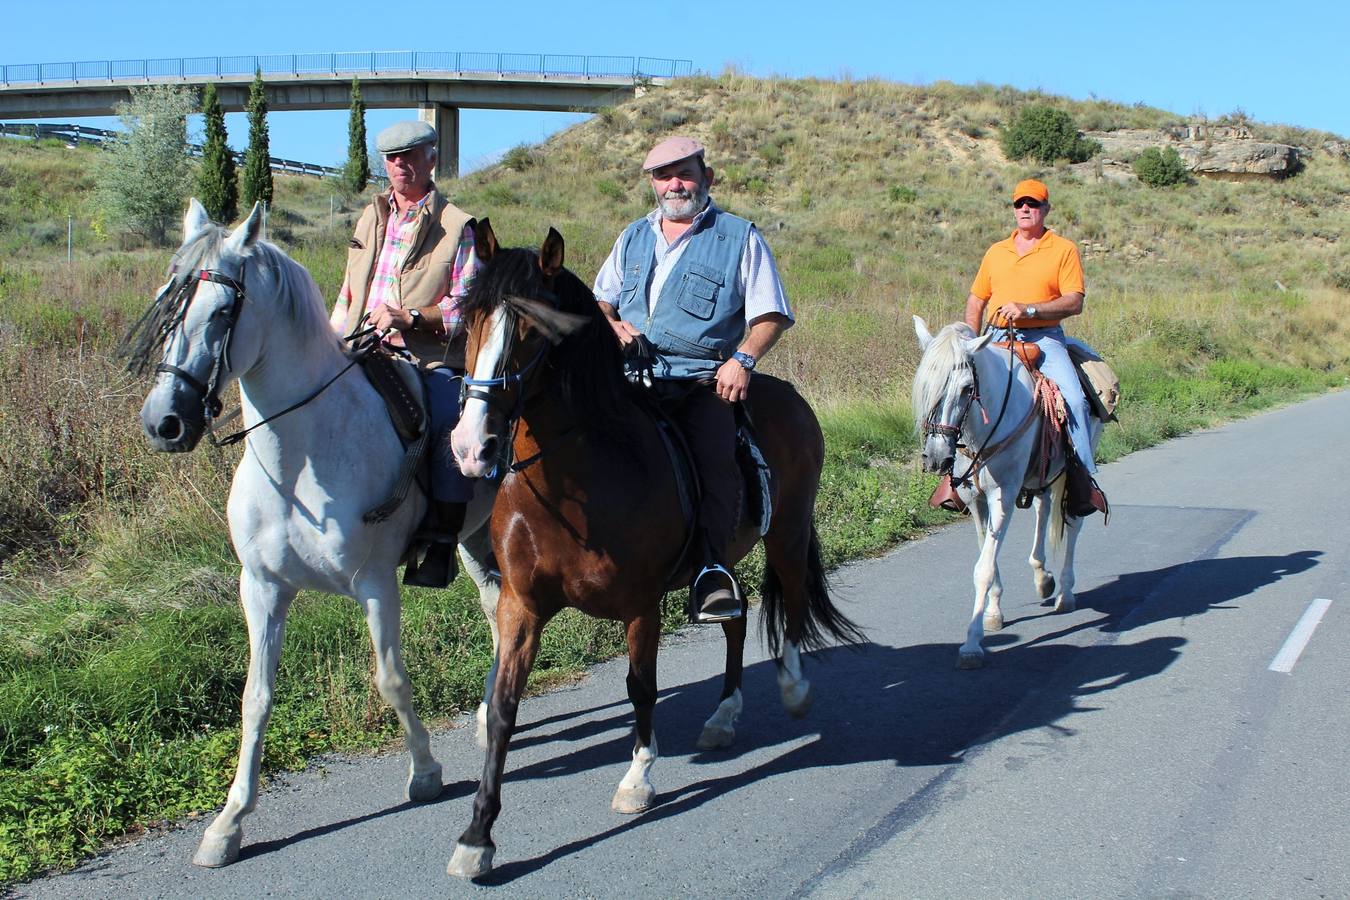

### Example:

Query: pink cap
xmin=643 ymin=136 xmax=705 ymax=172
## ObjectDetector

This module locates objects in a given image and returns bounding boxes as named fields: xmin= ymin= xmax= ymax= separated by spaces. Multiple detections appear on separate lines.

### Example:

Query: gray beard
xmin=657 ymin=184 xmax=709 ymax=221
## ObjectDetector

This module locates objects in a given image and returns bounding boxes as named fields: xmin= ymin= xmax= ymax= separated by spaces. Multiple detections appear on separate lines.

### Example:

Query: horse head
xmin=129 ymin=199 xmax=266 ymax=452
xmin=451 ymin=218 xmax=592 ymax=477
xmin=912 ymin=315 xmax=993 ymax=474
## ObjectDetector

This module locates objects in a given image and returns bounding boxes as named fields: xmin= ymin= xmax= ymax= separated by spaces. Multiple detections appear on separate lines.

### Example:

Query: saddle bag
xmin=1066 ymin=341 xmax=1120 ymax=422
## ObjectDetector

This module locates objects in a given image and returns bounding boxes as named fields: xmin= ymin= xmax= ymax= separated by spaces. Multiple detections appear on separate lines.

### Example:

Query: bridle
xmin=156 ymin=266 xmax=366 ymax=447
xmin=923 ymin=339 xmax=1019 ymax=488
xmin=458 ymin=304 xmax=552 ymax=475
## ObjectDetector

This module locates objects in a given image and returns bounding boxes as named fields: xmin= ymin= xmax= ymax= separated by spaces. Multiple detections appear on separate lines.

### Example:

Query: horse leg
xmin=613 ymin=611 xmax=662 ymax=813
xmin=448 ymin=597 xmax=544 ymax=879
xmin=1030 ymin=490 xmax=1057 ymax=601
xmin=1054 ymin=512 xmax=1085 ymax=614
xmin=696 ymin=615 xmax=746 ymax=750
xmin=961 ymin=489 xmax=1013 ymax=669
xmin=457 ymin=524 xmax=501 ymax=749
xmin=193 ymin=570 xmax=295 ymax=867
xmin=357 ymin=576 xmax=442 ymax=801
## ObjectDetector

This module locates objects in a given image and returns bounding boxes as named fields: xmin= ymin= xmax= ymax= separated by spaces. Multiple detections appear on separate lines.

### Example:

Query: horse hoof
xmin=475 ymin=702 xmax=489 ymax=751
xmin=983 ymin=613 xmax=1005 ymax=632
xmin=447 ymin=841 xmax=495 ymax=878
xmin=611 ymin=784 xmax=655 ymax=815
xmin=407 ymin=763 xmax=443 ymax=802
xmin=696 ymin=723 xmax=735 ymax=750
xmin=192 ymin=828 xmax=242 ymax=868
xmin=956 ymin=651 xmax=985 ymax=670
xmin=781 ymin=680 xmax=814 ymax=719
xmin=1038 ymin=575 xmax=1057 ymax=600
xmin=1054 ymin=596 xmax=1076 ymax=614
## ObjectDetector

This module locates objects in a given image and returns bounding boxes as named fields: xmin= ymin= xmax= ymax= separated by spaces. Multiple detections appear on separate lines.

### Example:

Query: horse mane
xmin=120 ymin=222 xmax=330 ymax=376
xmin=911 ymin=321 xmax=978 ymax=431
xmin=460 ymin=246 xmax=639 ymax=442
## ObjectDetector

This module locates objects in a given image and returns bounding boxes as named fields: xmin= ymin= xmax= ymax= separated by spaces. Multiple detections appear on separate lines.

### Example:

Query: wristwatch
xmin=1025 ymin=305 xmax=1039 ymax=319
xmin=732 ymin=350 xmax=757 ymax=370
xmin=407 ymin=308 xmax=423 ymax=331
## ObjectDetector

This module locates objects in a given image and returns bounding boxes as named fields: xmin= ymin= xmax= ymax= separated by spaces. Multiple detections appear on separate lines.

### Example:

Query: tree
xmin=93 ymin=84 xmax=196 ymax=246
xmin=343 ymin=77 xmax=370 ymax=194
xmin=1133 ymin=146 xmax=1190 ymax=187
xmin=241 ymin=69 xmax=273 ymax=210
xmin=1001 ymin=105 xmax=1101 ymax=164
xmin=196 ymin=83 xmax=239 ymax=223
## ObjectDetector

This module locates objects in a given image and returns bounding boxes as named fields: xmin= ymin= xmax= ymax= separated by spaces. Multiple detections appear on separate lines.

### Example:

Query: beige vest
xmin=340 ymin=187 xmax=474 ymax=368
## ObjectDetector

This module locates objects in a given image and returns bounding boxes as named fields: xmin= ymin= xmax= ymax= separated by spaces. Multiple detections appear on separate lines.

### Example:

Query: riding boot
xmin=404 ymin=501 xmax=466 ymax=588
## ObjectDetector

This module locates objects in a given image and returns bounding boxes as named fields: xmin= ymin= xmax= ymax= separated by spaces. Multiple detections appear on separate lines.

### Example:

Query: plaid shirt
xmin=331 ymin=194 xmax=477 ymax=346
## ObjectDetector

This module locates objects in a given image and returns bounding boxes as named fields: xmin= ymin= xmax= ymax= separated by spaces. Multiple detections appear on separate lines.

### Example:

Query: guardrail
xmin=0 ymin=122 xmax=386 ymax=183
xmin=0 ymin=51 xmax=694 ymax=86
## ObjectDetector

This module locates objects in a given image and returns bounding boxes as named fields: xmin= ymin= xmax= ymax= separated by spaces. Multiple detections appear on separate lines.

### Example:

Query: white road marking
xmin=1268 ymin=598 xmax=1333 ymax=673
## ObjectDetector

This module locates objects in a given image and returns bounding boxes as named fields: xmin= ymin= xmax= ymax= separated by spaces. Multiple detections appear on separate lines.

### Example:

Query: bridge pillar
xmin=419 ymin=103 xmax=459 ymax=182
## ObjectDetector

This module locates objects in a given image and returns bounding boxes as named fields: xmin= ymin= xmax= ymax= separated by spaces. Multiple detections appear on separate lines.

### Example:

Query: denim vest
xmin=615 ymin=208 xmax=752 ymax=380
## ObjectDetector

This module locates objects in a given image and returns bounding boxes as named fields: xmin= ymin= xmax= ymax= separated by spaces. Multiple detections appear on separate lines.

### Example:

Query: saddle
xmin=349 ymin=340 xmax=434 ymax=527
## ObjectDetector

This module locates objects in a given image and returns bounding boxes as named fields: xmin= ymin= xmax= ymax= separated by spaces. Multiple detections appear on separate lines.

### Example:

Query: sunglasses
xmin=1013 ymin=198 xmax=1044 ymax=209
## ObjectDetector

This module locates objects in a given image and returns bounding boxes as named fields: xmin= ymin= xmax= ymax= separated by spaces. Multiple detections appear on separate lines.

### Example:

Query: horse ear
xmin=225 ymin=202 xmax=264 ymax=254
xmin=913 ymin=315 xmax=933 ymax=350
xmin=184 ymin=198 xmax=212 ymax=237
xmin=964 ymin=332 xmax=995 ymax=354
xmin=473 ymin=217 xmax=498 ymax=263
xmin=539 ymin=227 xmax=564 ymax=278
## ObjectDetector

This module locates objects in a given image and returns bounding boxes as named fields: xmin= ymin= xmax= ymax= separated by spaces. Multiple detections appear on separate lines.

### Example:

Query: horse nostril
xmin=481 ymin=436 xmax=498 ymax=462
xmin=156 ymin=415 xmax=183 ymax=441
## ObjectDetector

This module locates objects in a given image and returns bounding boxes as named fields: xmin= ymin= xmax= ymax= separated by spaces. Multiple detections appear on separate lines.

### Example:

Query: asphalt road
xmin=20 ymin=391 xmax=1350 ymax=899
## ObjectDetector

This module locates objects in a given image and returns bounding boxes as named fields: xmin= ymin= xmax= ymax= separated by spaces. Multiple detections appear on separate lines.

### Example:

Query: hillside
xmin=1 ymin=73 xmax=1348 ymax=882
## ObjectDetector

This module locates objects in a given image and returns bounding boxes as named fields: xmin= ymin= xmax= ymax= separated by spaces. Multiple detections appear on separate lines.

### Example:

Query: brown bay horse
xmin=446 ymin=221 xmax=864 ymax=878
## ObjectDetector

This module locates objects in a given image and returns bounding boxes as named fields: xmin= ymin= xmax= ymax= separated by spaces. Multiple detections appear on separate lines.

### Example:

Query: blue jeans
xmin=425 ymin=368 xmax=475 ymax=502
xmin=990 ymin=325 xmax=1097 ymax=474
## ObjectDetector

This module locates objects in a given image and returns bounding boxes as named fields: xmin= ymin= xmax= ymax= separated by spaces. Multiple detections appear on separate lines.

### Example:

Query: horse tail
xmin=760 ymin=524 xmax=867 ymax=657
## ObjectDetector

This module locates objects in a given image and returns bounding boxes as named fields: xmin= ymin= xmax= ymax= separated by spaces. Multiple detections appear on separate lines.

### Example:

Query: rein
xmin=155 ymin=267 xmax=365 ymax=447
xmin=925 ymin=337 xmax=1020 ymax=488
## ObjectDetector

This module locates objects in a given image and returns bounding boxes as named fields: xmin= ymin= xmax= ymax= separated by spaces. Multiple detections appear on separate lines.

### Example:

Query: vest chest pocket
xmin=675 ymin=269 xmax=722 ymax=320
xmin=619 ymin=266 xmax=642 ymax=306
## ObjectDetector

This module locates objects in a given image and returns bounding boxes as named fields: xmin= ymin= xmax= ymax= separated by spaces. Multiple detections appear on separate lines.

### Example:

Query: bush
xmin=501 ymin=145 xmax=535 ymax=172
xmin=1001 ymin=104 xmax=1101 ymax=164
xmin=1133 ymin=146 xmax=1190 ymax=187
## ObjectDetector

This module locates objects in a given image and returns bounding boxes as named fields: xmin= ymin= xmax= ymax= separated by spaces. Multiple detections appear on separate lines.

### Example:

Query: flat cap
xmin=376 ymin=120 xmax=437 ymax=155
xmin=643 ymin=136 xmax=705 ymax=172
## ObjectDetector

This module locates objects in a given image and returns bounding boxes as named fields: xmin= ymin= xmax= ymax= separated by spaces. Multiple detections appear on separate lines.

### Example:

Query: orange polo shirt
xmin=970 ymin=228 xmax=1085 ymax=328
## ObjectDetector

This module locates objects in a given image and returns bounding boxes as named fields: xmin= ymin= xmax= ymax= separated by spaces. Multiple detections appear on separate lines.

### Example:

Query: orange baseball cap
xmin=1012 ymin=179 xmax=1049 ymax=202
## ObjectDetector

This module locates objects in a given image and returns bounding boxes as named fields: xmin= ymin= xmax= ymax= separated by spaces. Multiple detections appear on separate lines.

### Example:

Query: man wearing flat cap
xmin=330 ymin=119 xmax=480 ymax=586
xmin=963 ymin=178 xmax=1103 ymax=509
xmin=593 ymin=135 xmax=794 ymax=623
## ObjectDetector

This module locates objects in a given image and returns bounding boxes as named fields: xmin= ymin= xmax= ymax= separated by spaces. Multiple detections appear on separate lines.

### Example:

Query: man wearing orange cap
xmin=964 ymin=178 xmax=1102 ymax=496
xmin=594 ymin=136 xmax=794 ymax=622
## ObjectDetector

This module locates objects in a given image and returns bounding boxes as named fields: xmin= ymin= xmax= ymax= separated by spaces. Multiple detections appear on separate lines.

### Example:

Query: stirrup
xmin=689 ymin=564 xmax=743 ymax=624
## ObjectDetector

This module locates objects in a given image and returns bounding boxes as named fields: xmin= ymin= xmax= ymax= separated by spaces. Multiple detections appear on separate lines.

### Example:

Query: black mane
xmin=462 ymin=246 xmax=640 ymax=441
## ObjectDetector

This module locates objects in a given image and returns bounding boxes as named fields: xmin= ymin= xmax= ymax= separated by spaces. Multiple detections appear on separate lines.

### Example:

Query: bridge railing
xmin=0 ymin=122 xmax=387 ymax=184
xmin=0 ymin=51 xmax=695 ymax=86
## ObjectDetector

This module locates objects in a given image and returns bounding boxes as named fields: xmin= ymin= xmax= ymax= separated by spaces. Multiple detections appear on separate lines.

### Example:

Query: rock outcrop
xmin=1083 ymin=126 xmax=1303 ymax=181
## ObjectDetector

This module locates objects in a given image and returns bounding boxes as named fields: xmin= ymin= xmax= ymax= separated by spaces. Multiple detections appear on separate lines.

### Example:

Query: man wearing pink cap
xmin=594 ymin=136 xmax=794 ymax=622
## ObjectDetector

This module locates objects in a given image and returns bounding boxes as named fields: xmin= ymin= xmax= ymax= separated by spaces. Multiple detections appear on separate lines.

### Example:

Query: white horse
xmin=911 ymin=316 xmax=1103 ymax=669
xmin=132 ymin=200 xmax=501 ymax=867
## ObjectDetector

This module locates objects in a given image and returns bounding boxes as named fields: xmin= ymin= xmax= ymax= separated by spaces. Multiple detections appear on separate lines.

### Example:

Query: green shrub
xmin=1001 ymin=104 xmax=1101 ymax=164
xmin=888 ymin=185 xmax=918 ymax=203
xmin=1133 ymin=146 xmax=1190 ymax=187
xmin=501 ymin=145 xmax=535 ymax=172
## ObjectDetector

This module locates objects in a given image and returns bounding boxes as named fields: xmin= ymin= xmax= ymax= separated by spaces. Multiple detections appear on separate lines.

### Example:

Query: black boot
xmin=404 ymin=501 xmax=466 ymax=588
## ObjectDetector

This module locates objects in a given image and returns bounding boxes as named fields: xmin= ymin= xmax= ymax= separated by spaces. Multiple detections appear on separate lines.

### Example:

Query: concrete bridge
xmin=0 ymin=51 xmax=693 ymax=178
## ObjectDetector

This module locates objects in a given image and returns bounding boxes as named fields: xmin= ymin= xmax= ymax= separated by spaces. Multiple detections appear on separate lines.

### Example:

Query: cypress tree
xmin=241 ymin=69 xmax=273 ymax=209
xmin=196 ymin=83 xmax=238 ymax=222
xmin=344 ymin=77 xmax=370 ymax=194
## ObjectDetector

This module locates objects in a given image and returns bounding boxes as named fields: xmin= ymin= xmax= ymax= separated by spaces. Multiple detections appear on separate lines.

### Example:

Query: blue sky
xmin=3 ymin=0 xmax=1346 ymax=174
